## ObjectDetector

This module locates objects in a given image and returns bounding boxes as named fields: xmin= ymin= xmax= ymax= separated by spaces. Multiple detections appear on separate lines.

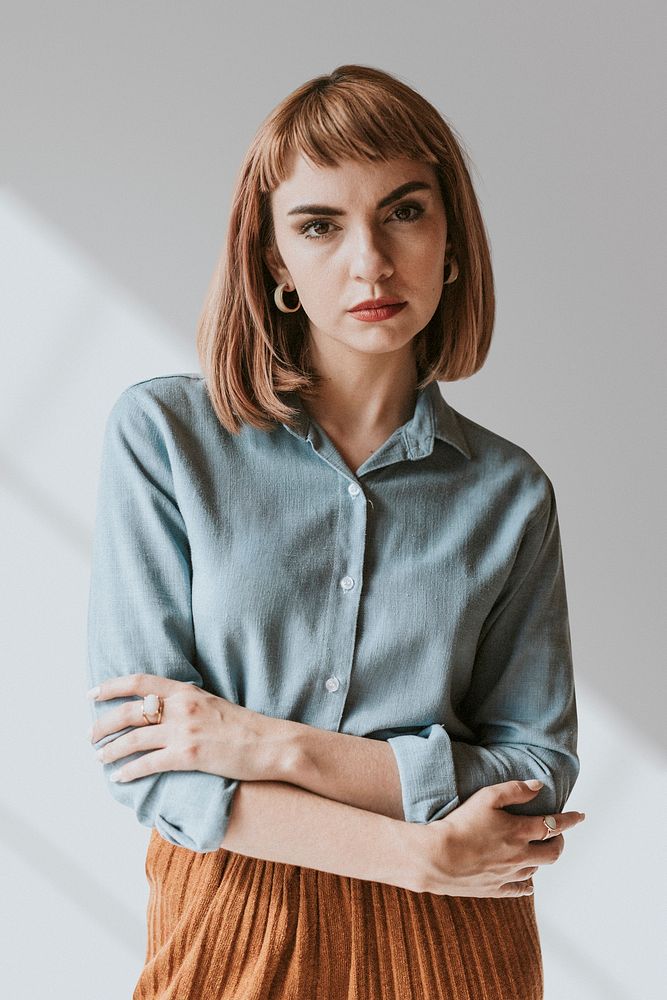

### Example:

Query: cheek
xmin=419 ymin=227 xmax=447 ymax=266
xmin=400 ymin=225 xmax=444 ymax=271
xmin=427 ymin=260 xmax=448 ymax=298
xmin=405 ymin=249 xmax=445 ymax=296
xmin=297 ymin=263 xmax=341 ymax=309
xmin=407 ymin=249 xmax=447 ymax=314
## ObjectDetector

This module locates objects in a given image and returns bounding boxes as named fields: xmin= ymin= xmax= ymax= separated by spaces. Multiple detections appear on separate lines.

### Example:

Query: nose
xmin=349 ymin=226 xmax=394 ymax=285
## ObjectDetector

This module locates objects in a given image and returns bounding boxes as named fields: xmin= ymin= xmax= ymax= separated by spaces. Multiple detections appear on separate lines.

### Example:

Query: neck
xmin=301 ymin=355 xmax=420 ymax=444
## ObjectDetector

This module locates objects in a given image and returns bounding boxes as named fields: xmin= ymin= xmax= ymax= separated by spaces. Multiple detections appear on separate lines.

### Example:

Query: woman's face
xmin=265 ymin=152 xmax=449 ymax=369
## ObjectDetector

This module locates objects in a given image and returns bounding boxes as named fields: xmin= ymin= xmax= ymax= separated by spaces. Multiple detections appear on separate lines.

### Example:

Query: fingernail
xmin=110 ymin=771 xmax=122 ymax=782
xmin=525 ymin=779 xmax=544 ymax=790
xmin=579 ymin=813 xmax=586 ymax=820
xmin=87 ymin=686 xmax=100 ymax=700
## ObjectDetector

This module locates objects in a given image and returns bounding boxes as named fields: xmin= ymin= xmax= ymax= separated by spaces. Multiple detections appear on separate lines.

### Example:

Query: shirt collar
xmin=407 ymin=380 xmax=472 ymax=461
xmin=281 ymin=380 xmax=471 ymax=463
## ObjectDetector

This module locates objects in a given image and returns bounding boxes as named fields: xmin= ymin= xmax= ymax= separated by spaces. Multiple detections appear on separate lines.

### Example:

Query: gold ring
xmin=542 ymin=815 xmax=558 ymax=839
xmin=142 ymin=693 xmax=164 ymax=725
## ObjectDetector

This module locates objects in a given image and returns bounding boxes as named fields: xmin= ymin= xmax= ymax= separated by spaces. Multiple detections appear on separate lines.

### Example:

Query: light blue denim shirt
xmin=86 ymin=374 xmax=579 ymax=853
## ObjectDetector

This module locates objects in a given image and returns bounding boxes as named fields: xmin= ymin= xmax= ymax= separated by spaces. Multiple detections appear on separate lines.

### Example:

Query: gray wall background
xmin=1 ymin=2 xmax=664 ymax=997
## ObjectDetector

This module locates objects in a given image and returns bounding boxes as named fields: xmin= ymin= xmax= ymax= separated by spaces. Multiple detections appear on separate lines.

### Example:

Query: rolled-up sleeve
xmin=86 ymin=387 xmax=239 ymax=852
xmin=387 ymin=478 xmax=579 ymax=822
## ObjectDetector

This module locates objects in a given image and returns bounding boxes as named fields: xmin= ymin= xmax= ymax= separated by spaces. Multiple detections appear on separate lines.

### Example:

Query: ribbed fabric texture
xmin=133 ymin=828 xmax=543 ymax=999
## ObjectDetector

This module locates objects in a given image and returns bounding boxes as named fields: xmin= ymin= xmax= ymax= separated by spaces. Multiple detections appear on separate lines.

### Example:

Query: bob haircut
xmin=196 ymin=63 xmax=495 ymax=435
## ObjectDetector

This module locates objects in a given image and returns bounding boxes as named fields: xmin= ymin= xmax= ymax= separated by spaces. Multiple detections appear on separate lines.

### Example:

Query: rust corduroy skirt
xmin=133 ymin=828 xmax=543 ymax=999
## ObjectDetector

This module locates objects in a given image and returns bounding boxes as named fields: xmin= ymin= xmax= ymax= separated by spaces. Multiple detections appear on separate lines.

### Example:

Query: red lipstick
xmin=349 ymin=296 xmax=405 ymax=311
xmin=348 ymin=296 xmax=407 ymax=323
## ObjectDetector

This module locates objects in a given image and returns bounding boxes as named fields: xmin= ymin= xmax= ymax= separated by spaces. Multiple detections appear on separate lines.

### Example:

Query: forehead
xmin=270 ymin=151 xmax=437 ymax=206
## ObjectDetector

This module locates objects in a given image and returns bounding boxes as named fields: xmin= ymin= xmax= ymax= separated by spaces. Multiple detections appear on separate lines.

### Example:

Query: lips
xmin=349 ymin=297 xmax=405 ymax=312
xmin=349 ymin=302 xmax=407 ymax=322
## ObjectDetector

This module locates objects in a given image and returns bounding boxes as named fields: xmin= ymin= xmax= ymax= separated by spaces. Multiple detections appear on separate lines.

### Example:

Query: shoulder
xmin=105 ymin=372 xmax=220 ymax=439
xmin=448 ymin=403 xmax=555 ymax=523
xmin=101 ymin=373 xmax=229 ymax=473
xmin=113 ymin=372 xmax=208 ymax=418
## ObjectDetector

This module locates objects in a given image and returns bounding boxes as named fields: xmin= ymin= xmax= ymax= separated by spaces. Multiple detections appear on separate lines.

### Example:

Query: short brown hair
xmin=196 ymin=64 xmax=495 ymax=434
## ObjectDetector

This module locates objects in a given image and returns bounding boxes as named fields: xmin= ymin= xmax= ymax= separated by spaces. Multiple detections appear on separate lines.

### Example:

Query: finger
xmin=107 ymin=748 xmax=173 ymax=783
xmin=528 ymin=810 xmax=585 ymax=842
xmin=498 ymin=878 xmax=534 ymax=897
xmin=485 ymin=779 xmax=545 ymax=810
xmin=514 ymin=865 xmax=539 ymax=880
xmin=87 ymin=673 xmax=177 ymax=703
xmin=90 ymin=699 xmax=148 ymax=745
xmin=526 ymin=834 xmax=565 ymax=866
xmin=96 ymin=725 xmax=166 ymax=766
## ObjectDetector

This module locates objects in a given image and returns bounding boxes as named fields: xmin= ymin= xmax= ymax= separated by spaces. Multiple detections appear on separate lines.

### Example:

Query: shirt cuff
xmin=387 ymin=724 xmax=460 ymax=823
xmin=152 ymin=773 xmax=241 ymax=852
xmin=100 ymin=754 xmax=240 ymax=853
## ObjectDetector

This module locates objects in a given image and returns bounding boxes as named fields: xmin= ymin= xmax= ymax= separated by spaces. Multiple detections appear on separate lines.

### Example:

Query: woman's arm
xmin=269 ymin=718 xmax=406 ymax=820
xmin=87 ymin=388 xmax=241 ymax=852
xmin=222 ymin=777 xmax=426 ymax=891
xmin=223 ymin=775 xmax=585 ymax=899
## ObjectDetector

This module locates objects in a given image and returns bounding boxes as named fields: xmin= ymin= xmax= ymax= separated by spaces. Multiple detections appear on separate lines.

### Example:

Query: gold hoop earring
xmin=443 ymin=258 xmax=459 ymax=285
xmin=274 ymin=281 xmax=301 ymax=313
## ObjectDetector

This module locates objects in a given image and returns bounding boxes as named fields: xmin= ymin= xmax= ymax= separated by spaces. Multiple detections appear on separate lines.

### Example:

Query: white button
xmin=325 ymin=676 xmax=340 ymax=692
xmin=348 ymin=482 xmax=361 ymax=497
xmin=340 ymin=575 xmax=355 ymax=591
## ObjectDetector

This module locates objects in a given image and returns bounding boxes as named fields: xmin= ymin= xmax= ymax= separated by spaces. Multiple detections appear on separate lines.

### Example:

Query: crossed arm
xmin=221 ymin=724 xmax=410 ymax=879
xmin=270 ymin=718 xmax=406 ymax=820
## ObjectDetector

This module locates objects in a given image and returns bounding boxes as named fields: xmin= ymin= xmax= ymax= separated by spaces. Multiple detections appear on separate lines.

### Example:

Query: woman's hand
xmin=417 ymin=779 xmax=586 ymax=897
xmin=87 ymin=673 xmax=296 ymax=784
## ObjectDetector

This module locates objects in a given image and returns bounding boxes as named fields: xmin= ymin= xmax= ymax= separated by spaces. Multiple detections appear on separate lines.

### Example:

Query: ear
xmin=264 ymin=244 xmax=291 ymax=287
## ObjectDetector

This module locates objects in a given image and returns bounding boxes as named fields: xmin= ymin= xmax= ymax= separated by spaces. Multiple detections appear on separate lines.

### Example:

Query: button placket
xmin=316 ymin=475 xmax=368 ymax=726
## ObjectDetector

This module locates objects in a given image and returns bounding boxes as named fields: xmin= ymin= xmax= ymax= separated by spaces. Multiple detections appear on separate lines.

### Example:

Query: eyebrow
xmin=286 ymin=180 xmax=433 ymax=217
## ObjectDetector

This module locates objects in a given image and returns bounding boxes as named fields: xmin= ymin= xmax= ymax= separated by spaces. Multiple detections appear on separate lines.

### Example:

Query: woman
xmin=86 ymin=64 xmax=585 ymax=998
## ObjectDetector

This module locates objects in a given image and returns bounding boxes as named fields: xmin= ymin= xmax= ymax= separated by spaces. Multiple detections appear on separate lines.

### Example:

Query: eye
xmin=298 ymin=202 xmax=425 ymax=241
xmin=299 ymin=220 xmax=337 ymax=240
xmin=391 ymin=203 xmax=424 ymax=224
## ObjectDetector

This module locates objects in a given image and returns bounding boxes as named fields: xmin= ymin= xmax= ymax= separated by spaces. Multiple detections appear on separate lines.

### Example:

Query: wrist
xmin=408 ymin=818 xmax=459 ymax=896
xmin=259 ymin=713 xmax=306 ymax=784
xmin=402 ymin=820 xmax=443 ymax=895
